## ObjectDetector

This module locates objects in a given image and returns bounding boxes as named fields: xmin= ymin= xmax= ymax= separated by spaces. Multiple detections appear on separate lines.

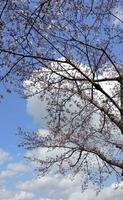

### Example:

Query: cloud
xmin=97 ymin=182 xmax=123 ymax=200
xmin=0 ymin=162 xmax=29 ymax=179
xmin=17 ymin=172 xmax=123 ymax=200
xmin=112 ymin=7 xmax=123 ymax=26
xmin=10 ymin=191 xmax=36 ymax=200
xmin=0 ymin=188 xmax=36 ymax=200
xmin=1 ymin=178 xmax=123 ymax=200
xmin=0 ymin=148 xmax=10 ymax=164
xmin=26 ymin=95 xmax=48 ymax=127
xmin=68 ymin=184 xmax=123 ymax=200
xmin=0 ymin=147 xmax=122 ymax=200
xmin=0 ymin=151 xmax=39 ymax=200
xmin=25 ymin=62 xmax=90 ymax=128
xmin=17 ymin=174 xmax=85 ymax=199
xmin=26 ymin=65 xmax=119 ymax=128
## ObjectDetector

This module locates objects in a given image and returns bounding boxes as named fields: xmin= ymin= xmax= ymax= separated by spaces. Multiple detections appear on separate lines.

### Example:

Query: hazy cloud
xmin=0 ymin=148 xmax=10 ymax=164
xmin=113 ymin=7 xmax=123 ymax=26
xmin=0 ymin=162 xmax=29 ymax=179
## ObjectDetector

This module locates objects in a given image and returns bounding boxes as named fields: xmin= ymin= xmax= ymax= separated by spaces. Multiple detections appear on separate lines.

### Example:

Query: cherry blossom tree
xmin=0 ymin=0 xmax=123 ymax=191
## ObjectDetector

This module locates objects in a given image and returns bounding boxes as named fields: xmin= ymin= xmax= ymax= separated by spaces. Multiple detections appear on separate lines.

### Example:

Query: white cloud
xmin=17 ymin=172 xmax=123 ymax=200
xmin=26 ymin=65 xmax=119 ymax=127
xmin=97 ymin=182 xmax=123 ymax=200
xmin=68 ymin=184 xmax=123 ymax=200
xmin=0 ymin=188 xmax=36 ymax=200
xmin=17 ymin=172 xmax=85 ymax=198
xmin=0 ymin=147 xmax=122 ymax=200
xmin=0 ymin=188 xmax=13 ymax=200
xmin=0 ymin=148 xmax=10 ymax=164
xmin=38 ymin=199 xmax=52 ymax=200
xmin=10 ymin=191 xmax=36 ymax=200
xmin=26 ymin=95 xmax=48 ymax=127
xmin=0 ymin=162 xmax=29 ymax=179
xmin=1 ymin=179 xmax=123 ymax=200
xmin=17 ymin=174 xmax=84 ymax=199
xmin=25 ymin=62 xmax=90 ymax=128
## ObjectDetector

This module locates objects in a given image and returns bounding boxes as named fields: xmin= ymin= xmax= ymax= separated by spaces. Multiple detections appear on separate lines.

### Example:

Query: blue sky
xmin=0 ymin=92 xmax=40 ymax=199
xmin=0 ymin=92 xmax=38 ymax=153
